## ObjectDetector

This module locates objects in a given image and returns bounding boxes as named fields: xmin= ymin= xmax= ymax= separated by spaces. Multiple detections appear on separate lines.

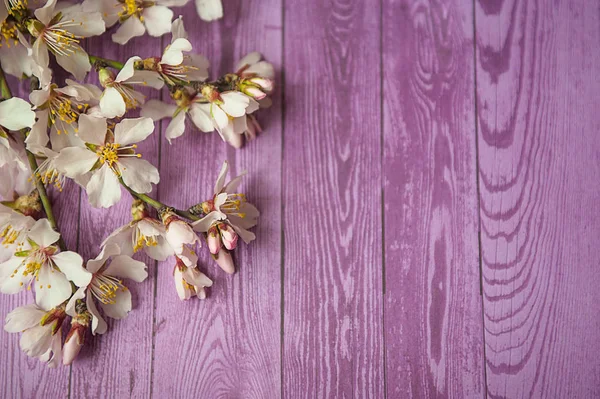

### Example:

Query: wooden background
xmin=2 ymin=0 xmax=600 ymax=397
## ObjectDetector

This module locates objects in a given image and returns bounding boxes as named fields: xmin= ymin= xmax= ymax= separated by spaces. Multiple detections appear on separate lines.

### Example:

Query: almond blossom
xmin=27 ymin=80 xmax=101 ymax=151
xmin=26 ymin=0 xmax=106 ymax=86
xmin=0 ymin=204 xmax=35 ymax=262
xmin=102 ymin=200 xmax=173 ymax=261
xmin=66 ymin=244 xmax=148 ymax=335
xmin=161 ymin=210 xmax=201 ymax=266
xmin=4 ymin=304 xmax=66 ymax=368
xmin=143 ymin=16 xmax=209 ymax=86
xmin=192 ymin=161 xmax=259 ymax=244
xmin=83 ymin=0 xmax=188 ymax=45
xmin=55 ymin=114 xmax=159 ymax=208
xmin=235 ymin=52 xmax=275 ymax=103
xmin=98 ymin=57 xmax=164 ymax=118
xmin=0 ymin=219 xmax=91 ymax=310
xmin=173 ymin=256 xmax=212 ymax=300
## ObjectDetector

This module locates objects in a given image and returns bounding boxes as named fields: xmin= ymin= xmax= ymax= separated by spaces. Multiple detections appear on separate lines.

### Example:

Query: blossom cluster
xmin=0 ymin=0 xmax=272 ymax=367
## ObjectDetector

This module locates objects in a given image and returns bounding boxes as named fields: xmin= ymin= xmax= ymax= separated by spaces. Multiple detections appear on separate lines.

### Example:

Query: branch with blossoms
xmin=0 ymin=0 xmax=272 ymax=368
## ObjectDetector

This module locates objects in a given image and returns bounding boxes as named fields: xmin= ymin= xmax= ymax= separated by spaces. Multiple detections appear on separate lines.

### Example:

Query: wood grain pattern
xmin=383 ymin=1 xmax=485 ymax=397
xmin=282 ymin=0 xmax=384 ymax=397
xmin=476 ymin=0 xmax=600 ymax=397
xmin=68 ymin=36 xmax=161 ymax=398
xmin=0 ymin=78 xmax=72 ymax=398
xmin=151 ymin=2 xmax=282 ymax=398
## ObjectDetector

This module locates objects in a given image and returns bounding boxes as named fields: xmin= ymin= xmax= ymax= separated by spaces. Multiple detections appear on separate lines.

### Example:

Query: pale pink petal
xmin=87 ymin=243 xmax=120 ymax=273
xmin=86 ymin=291 xmax=107 ymax=335
xmin=119 ymin=158 xmax=159 ymax=194
xmin=20 ymin=324 xmax=53 ymax=358
xmin=34 ymin=0 xmax=57 ymax=25
xmin=115 ymin=56 xmax=142 ymax=82
xmin=195 ymin=0 xmax=223 ymax=21
xmin=189 ymin=103 xmax=214 ymax=132
xmin=65 ymin=287 xmax=86 ymax=317
xmin=191 ymin=211 xmax=225 ymax=232
xmin=64 ymin=11 xmax=106 ymax=37
xmin=0 ymin=98 xmax=36 ymax=130
xmin=112 ymin=17 xmax=145 ymax=45
xmin=77 ymin=114 xmax=107 ymax=145
xmin=55 ymin=46 xmax=91 ymax=81
xmin=99 ymin=288 xmax=131 ymax=319
xmin=104 ymin=255 xmax=148 ymax=282
xmin=141 ymin=100 xmax=177 ymax=121
xmin=35 ymin=265 xmax=72 ymax=310
xmin=220 ymin=92 xmax=250 ymax=117
xmin=28 ymin=219 xmax=59 ymax=247
xmin=144 ymin=236 xmax=173 ymax=261
xmin=161 ymin=38 xmax=192 ymax=65
xmin=214 ymin=160 xmax=229 ymax=193
xmin=51 ymin=251 xmax=91 ymax=287
xmin=4 ymin=305 xmax=44 ymax=333
xmin=143 ymin=6 xmax=173 ymax=37
xmin=211 ymin=104 xmax=229 ymax=129
xmin=86 ymin=164 xmax=122 ymax=208
xmin=99 ymin=87 xmax=126 ymax=118
xmin=235 ymin=52 xmax=262 ymax=71
xmin=54 ymin=147 xmax=98 ymax=178
xmin=114 ymin=117 xmax=155 ymax=145
xmin=170 ymin=15 xmax=187 ymax=40
xmin=165 ymin=111 xmax=186 ymax=143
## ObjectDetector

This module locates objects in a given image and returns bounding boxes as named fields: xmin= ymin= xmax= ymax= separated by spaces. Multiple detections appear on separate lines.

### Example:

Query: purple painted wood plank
xmin=151 ymin=2 xmax=282 ymax=397
xmin=0 ymin=78 xmax=72 ymax=398
xmin=68 ymin=36 xmax=161 ymax=398
xmin=282 ymin=0 xmax=384 ymax=397
xmin=383 ymin=1 xmax=486 ymax=397
xmin=475 ymin=0 xmax=600 ymax=397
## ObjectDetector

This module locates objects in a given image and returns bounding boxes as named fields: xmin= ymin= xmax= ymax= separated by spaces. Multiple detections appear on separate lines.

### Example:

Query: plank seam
xmin=471 ymin=1 xmax=489 ymax=397
xmin=379 ymin=0 xmax=387 ymax=397
xmin=280 ymin=0 xmax=286 ymax=396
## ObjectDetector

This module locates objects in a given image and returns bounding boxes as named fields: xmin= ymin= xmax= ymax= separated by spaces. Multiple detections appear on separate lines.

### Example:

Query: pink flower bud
xmin=245 ymin=86 xmax=267 ymax=100
xmin=63 ymin=322 xmax=86 ymax=365
xmin=218 ymin=223 xmax=238 ymax=250
xmin=214 ymin=248 xmax=235 ymax=274
xmin=207 ymin=226 xmax=222 ymax=255
xmin=250 ymin=77 xmax=273 ymax=92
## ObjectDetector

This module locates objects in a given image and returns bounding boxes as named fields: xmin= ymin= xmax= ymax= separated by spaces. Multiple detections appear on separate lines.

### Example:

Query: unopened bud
xmin=244 ymin=86 xmax=267 ymax=100
xmin=63 ymin=319 xmax=87 ymax=365
xmin=213 ymin=248 xmax=235 ymax=274
xmin=5 ymin=191 xmax=42 ymax=218
xmin=218 ymin=223 xmax=238 ymax=250
xmin=98 ymin=68 xmax=115 ymax=87
xmin=250 ymin=77 xmax=273 ymax=92
xmin=207 ymin=225 xmax=222 ymax=254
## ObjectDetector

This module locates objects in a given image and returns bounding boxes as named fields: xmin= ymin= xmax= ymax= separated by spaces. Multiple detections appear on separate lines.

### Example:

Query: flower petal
xmin=191 ymin=211 xmax=225 ymax=232
xmin=65 ymin=11 xmax=106 ymax=37
xmin=189 ymin=103 xmax=214 ymax=132
xmin=214 ymin=160 xmax=229 ymax=193
xmin=220 ymin=92 xmax=250 ymax=117
xmin=211 ymin=104 xmax=229 ymax=129
xmin=86 ymin=291 xmax=107 ymax=335
xmin=99 ymin=87 xmax=126 ymax=118
xmin=165 ymin=111 xmax=186 ymax=143
xmin=115 ymin=56 xmax=142 ymax=82
xmin=87 ymin=243 xmax=121 ymax=273
xmin=195 ymin=0 xmax=223 ymax=21
xmin=55 ymin=146 xmax=98 ymax=178
xmin=119 ymin=158 xmax=159 ymax=195
xmin=161 ymin=38 xmax=192 ymax=65
xmin=4 ymin=304 xmax=45 ymax=333
xmin=65 ymin=287 xmax=86 ymax=317
xmin=141 ymin=100 xmax=177 ymax=121
xmin=55 ymin=46 xmax=91 ymax=82
xmin=0 ymin=98 xmax=36 ymax=130
xmin=51 ymin=251 xmax=91 ymax=287
xmin=144 ymin=236 xmax=173 ymax=261
xmin=86 ymin=164 xmax=122 ymax=208
xmin=99 ymin=288 xmax=131 ymax=319
xmin=143 ymin=6 xmax=174 ymax=37
xmin=114 ymin=117 xmax=154 ymax=145
xmin=28 ymin=218 xmax=60 ymax=247
xmin=112 ymin=16 xmax=145 ymax=45
xmin=77 ymin=114 xmax=107 ymax=145
xmin=35 ymin=265 xmax=72 ymax=310
xmin=104 ymin=255 xmax=148 ymax=282
xmin=34 ymin=0 xmax=57 ymax=25
xmin=170 ymin=15 xmax=187 ymax=40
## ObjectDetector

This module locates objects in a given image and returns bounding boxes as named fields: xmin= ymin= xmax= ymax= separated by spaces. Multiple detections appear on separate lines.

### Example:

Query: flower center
xmin=0 ymin=20 xmax=19 ymax=49
xmin=220 ymin=194 xmax=248 ymax=218
xmin=133 ymin=228 xmax=158 ymax=252
xmin=49 ymin=94 xmax=88 ymax=135
xmin=90 ymin=273 xmax=127 ymax=305
xmin=97 ymin=143 xmax=120 ymax=167
xmin=119 ymin=0 xmax=145 ymax=21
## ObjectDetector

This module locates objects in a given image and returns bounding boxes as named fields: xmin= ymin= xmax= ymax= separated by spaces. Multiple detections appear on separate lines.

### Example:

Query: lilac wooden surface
xmin=476 ymin=0 xmax=600 ymax=397
xmin=383 ymin=1 xmax=485 ymax=397
xmin=2 ymin=0 xmax=600 ymax=397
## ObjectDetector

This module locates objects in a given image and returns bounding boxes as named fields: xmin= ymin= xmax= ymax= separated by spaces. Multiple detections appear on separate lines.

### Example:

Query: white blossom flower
xmin=235 ymin=52 xmax=275 ymax=103
xmin=83 ymin=0 xmax=189 ymax=45
xmin=102 ymin=201 xmax=173 ymax=261
xmin=0 ymin=204 xmax=35 ymax=262
xmin=195 ymin=0 xmax=222 ymax=22
xmin=98 ymin=57 xmax=163 ymax=118
xmin=0 ymin=17 xmax=35 ymax=78
xmin=161 ymin=210 xmax=200 ymax=263
xmin=66 ymin=243 xmax=148 ymax=335
xmin=149 ymin=16 xmax=209 ymax=85
xmin=192 ymin=161 xmax=259 ymax=244
xmin=26 ymin=0 xmax=106 ymax=86
xmin=4 ymin=304 xmax=66 ymax=368
xmin=55 ymin=114 xmax=159 ymax=208
xmin=62 ymin=316 xmax=87 ymax=365
xmin=173 ymin=256 xmax=212 ymax=300
xmin=0 ymin=219 xmax=91 ymax=310
xmin=27 ymin=80 xmax=101 ymax=151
